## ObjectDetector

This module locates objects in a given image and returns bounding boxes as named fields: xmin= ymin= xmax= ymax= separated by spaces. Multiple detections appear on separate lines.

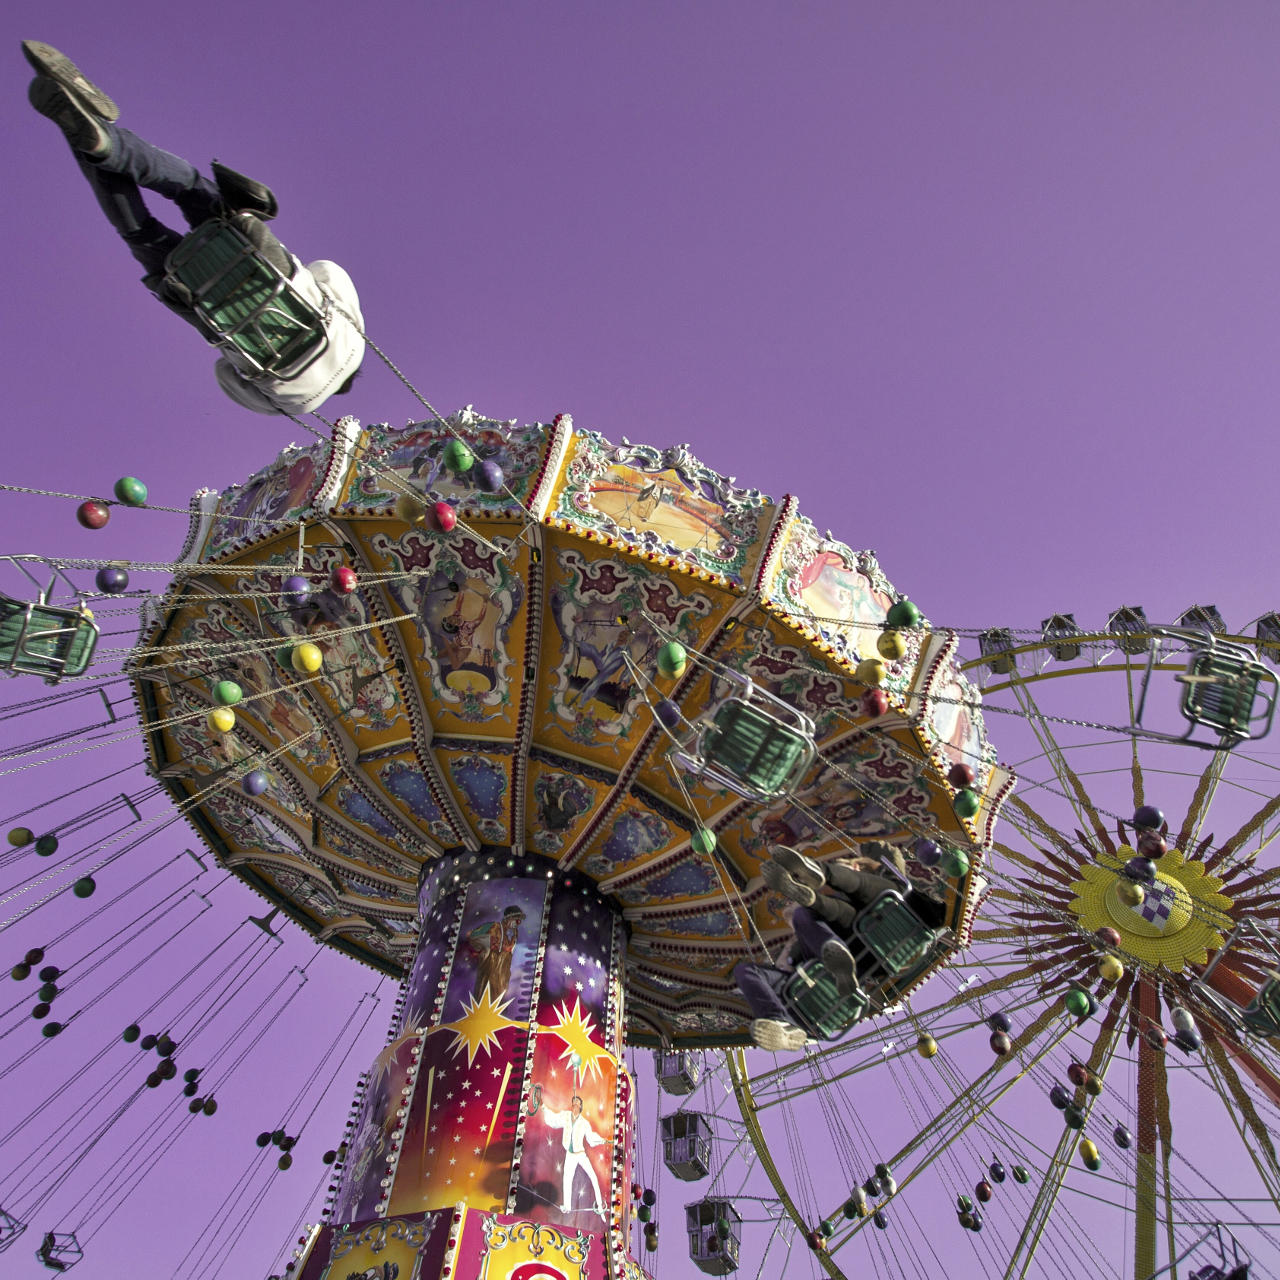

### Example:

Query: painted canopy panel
xmin=134 ymin=410 xmax=1008 ymax=1039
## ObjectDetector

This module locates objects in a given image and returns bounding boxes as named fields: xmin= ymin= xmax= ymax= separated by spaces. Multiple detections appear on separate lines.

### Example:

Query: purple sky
xmin=3 ymin=4 xmax=1280 ymax=1278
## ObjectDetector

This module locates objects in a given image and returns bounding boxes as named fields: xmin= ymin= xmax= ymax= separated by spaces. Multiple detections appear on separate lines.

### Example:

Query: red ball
xmin=989 ymin=1031 xmax=1012 ymax=1056
xmin=861 ymin=689 xmax=889 ymax=717
xmin=76 ymin=500 xmax=110 ymax=529
xmin=1145 ymin=1026 xmax=1167 ymax=1050
xmin=433 ymin=501 xmax=458 ymax=533
xmin=1066 ymin=1062 xmax=1090 ymax=1087
xmin=331 ymin=566 xmax=358 ymax=594
xmin=1097 ymin=926 xmax=1122 ymax=948
xmin=947 ymin=762 xmax=976 ymax=788
xmin=1137 ymin=829 xmax=1167 ymax=858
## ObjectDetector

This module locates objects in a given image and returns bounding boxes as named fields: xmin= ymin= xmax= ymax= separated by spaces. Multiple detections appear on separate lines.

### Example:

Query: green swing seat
xmin=1178 ymin=642 xmax=1277 ymax=744
xmin=0 ymin=593 xmax=97 ymax=683
xmin=852 ymin=891 xmax=941 ymax=978
xmin=701 ymin=699 xmax=813 ymax=798
xmin=782 ymin=959 xmax=871 ymax=1040
xmin=163 ymin=217 xmax=329 ymax=379
xmin=1240 ymin=978 xmax=1280 ymax=1038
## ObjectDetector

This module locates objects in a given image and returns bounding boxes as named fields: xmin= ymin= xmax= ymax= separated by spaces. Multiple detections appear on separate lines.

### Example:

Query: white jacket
xmin=214 ymin=259 xmax=365 ymax=416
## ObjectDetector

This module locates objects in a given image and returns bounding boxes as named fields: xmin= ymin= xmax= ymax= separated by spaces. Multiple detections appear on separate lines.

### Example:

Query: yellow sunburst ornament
xmin=543 ymin=996 xmax=612 ymax=1087
xmin=433 ymin=987 xmax=522 ymax=1067
xmin=1070 ymin=843 xmax=1232 ymax=971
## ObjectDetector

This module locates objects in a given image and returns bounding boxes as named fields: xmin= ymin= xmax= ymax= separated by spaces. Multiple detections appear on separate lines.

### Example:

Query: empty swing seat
xmin=702 ymin=700 xmax=812 ymax=796
xmin=0 ymin=593 xmax=97 ymax=683
xmin=1178 ymin=643 xmax=1277 ymax=743
xmin=1240 ymin=978 xmax=1280 ymax=1038
xmin=852 ymin=892 xmax=942 ymax=978
xmin=163 ymin=218 xmax=328 ymax=380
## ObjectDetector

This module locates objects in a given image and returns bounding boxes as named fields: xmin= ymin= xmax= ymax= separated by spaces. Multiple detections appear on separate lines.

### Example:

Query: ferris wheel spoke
xmin=1208 ymin=790 xmax=1280 ymax=879
xmin=1199 ymin=1035 xmax=1280 ymax=1220
xmin=1176 ymin=749 xmax=1229 ymax=857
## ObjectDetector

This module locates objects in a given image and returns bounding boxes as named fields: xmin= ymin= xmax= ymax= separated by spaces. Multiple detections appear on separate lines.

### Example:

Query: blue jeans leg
xmin=733 ymin=961 xmax=791 ymax=1022
xmin=791 ymin=906 xmax=843 ymax=959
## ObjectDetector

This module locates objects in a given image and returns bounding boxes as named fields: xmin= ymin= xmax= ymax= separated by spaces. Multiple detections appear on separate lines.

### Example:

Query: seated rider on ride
xmin=736 ymin=842 xmax=945 ymax=1052
xmin=22 ymin=41 xmax=365 ymax=416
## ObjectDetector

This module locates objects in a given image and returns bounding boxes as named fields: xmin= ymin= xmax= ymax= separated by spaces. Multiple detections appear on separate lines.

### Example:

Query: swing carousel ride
xmin=1 ymin=408 xmax=1277 ymax=1280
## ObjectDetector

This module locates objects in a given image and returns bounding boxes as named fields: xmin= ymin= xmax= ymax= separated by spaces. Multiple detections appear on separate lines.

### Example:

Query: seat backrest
xmin=853 ymin=892 xmax=938 ymax=976
xmin=703 ymin=699 xmax=811 ymax=795
xmin=0 ymin=597 xmax=98 ymax=682
xmin=164 ymin=220 xmax=328 ymax=380
xmin=782 ymin=959 xmax=868 ymax=1039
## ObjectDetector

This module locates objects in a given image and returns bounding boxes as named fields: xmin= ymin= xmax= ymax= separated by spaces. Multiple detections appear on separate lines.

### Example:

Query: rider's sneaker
xmin=762 ymin=859 xmax=815 ymax=906
xmin=821 ymin=938 xmax=863 ymax=998
xmin=773 ymin=845 xmax=826 ymax=890
xmin=27 ymin=76 xmax=109 ymax=158
xmin=21 ymin=41 xmax=118 ymax=120
xmin=749 ymin=1018 xmax=807 ymax=1052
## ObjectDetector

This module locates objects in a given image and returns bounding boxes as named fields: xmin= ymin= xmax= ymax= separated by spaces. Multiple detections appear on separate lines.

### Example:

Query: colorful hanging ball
xmin=1064 ymin=989 xmax=1092 ymax=1019
xmin=432 ymin=501 xmax=457 ymax=533
xmin=1099 ymin=955 xmax=1124 ymax=983
xmin=1012 ymin=1165 xmax=1030 ymax=1184
xmin=278 ymin=1154 xmax=293 ymax=1170
xmin=1174 ymin=1028 xmax=1202 ymax=1053
xmin=113 ymin=476 xmax=148 ymax=506
xmin=32 ymin=1002 xmax=50 ymax=1019
xmin=38 ymin=966 xmax=59 ymax=982
xmin=874 ymin=1161 xmax=892 ymax=1180
xmin=23 ymin=948 xmax=43 ymax=966
xmin=989 ymin=1159 xmax=1006 ymax=1183
xmin=38 ymin=981 xmax=58 ymax=1002
xmin=7 ymin=827 xmax=34 ymax=848
xmin=942 ymin=847 xmax=970 ymax=878
xmin=122 ymin=1024 xmax=140 ymax=1043
xmin=848 ymin=1187 xmax=868 ymax=1214
xmin=953 ymin=788 xmax=980 ymax=819
xmin=975 ymin=1180 xmax=993 ymax=1203
xmin=1079 ymin=1138 xmax=1101 ymax=1171
xmin=257 ymin=1131 xmax=272 ymax=1148
xmin=656 ymin=641 xmax=687 ymax=679
xmin=76 ymin=499 xmax=110 ymax=530
xmin=95 ymin=566 xmax=129 ymax=594
xmin=1049 ymin=1084 xmax=1070 ymax=1110
xmin=158 ymin=1058 xmax=177 ymax=1079
xmin=716 ymin=1217 xmax=732 ymax=1240
xmin=873 ymin=1210 xmax=888 ymax=1230
xmin=10 ymin=963 xmax=30 ymax=981
xmin=183 ymin=1067 xmax=201 ymax=1083
xmin=443 ymin=439 xmax=475 ymax=473
xmin=917 ymin=1033 xmax=938 ymax=1058
xmin=631 ymin=1183 xmax=642 ymax=1200
xmin=213 ymin=680 xmax=243 ymax=707
xmin=393 ymin=492 xmax=427 ymax=525
xmin=957 ymin=1194 xmax=974 ymax=1213
xmin=864 ymin=1175 xmax=881 ymax=1196
xmin=41 ymin=1022 xmax=63 ymax=1038
xmin=947 ymin=762 xmax=976 ymax=788
xmin=1123 ymin=856 xmax=1156 ymax=883
xmin=281 ymin=575 xmax=311 ymax=606
xmin=330 ymin=566 xmax=358 ymax=594
xmin=1066 ymin=1062 xmax=1090 ymax=1087
xmin=641 ymin=1188 xmax=656 ymax=1206
xmin=1132 ymin=804 xmax=1164 ymax=830
xmin=958 ymin=1211 xmax=975 ymax=1230
xmin=886 ymin=599 xmax=922 ymax=629
xmin=35 ymin=834 xmax=59 ymax=857
xmin=861 ymin=688 xmax=889 ymax=717
xmin=987 ymin=1011 xmax=1012 ymax=1033
xmin=969 ymin=1210 xmax=983 ymax=1232
xmin=323 ymin=1150 xmax=337 ymax=1165
xmin=691 ymin=827 xmax=716 ymax=855
xmin=1064 ymin=1104 xmax=1086 ymax=1130
xmin=73 ymin=876 xmax=96 ymax=898
xmin=183 ymin=1082 xmax=197 ymax=1097
xmin=1113 ymin=1124 xmax=1132 ymax=1149
xmin=637 ymin=1205 xmax=651 ymax=1222
xmin=141 ymin=1033 xmax=157 ymax=1050
xmin=203 ymin=1098 xmax=217 ymax=1115
xmin=913 ymin=838 xmax=941 ymax=867
xmin=856 ymin=658 xmax=886 ymax=686
xmin=189 ymin=1098 xmax=204 ymax=1114
xmin=806 ymin=1230 xmax=826 ymax=1252
xmin=1116 ymin=880 xmax=1145 ymax=908
xmin=242 ymin=770 xmax=270 ymax=796
xmin=653 ymin=699 xmax=681 ymax=730
xmin=206 ymin=706 xmax=236 ymax=734
xmin=1097 ymin=926 xmax=1122 ymax=948
xmin=476 ymin=459 xmax=505 ymax=493
xmin=1170 ymin=1006 xmax=1196 ymax=1033
xmin=1136 ymin=829 xmax=1167 ymax=858
xmin=291 ymin=642 xmax=324 ymax=673
xmin=842 ymin=1197 xmax=863 ymax=1219
xmin=989 ymin=1031 xmax=1012 ymax=1056
xmin=876 ymin=629 xmax=907 ymax=661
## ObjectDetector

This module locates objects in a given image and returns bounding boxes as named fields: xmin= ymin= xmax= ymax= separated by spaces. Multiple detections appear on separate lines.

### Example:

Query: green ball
xmin=7 ymin=827 xmax=34 ymax=848
xmin=637 ymin=1205 xmax=651 ymax=1222
xmin=886 ymin=599 xmax=922 ymax=629
xmin=942 ymin=848 xmax=970 ymax=878
xmin=41 ymin=1021 xmax=63 ymax=1038
xmin=957 ymin=1194 xmax=973 ymax=1212
xmin=203 ymin=1098 xmax=218 ymax=1116
xmin=213 ymin=680 xmax=243 ymax=706
xmin=842 ymin=1199 xmax=861 ymax=1219
xmin=443 ymin=439 xmax=474 ymax=473
xmin=73 ymin=876 xmax=96 ymax=899
xmin=278 ymin=1153 xmax=292 ymax=1170
xmin=35 ymin=834 xmax=59 ymax=856
xmin=277 ymin=644 xmax=296 ymax=670
xmin=38 ymin=982 xmax=58 ymax=1002
xmin=1012 ymin=1165 xmax=1030 ymax=1184
xmin=1064 ymin=1104 xmax=1085 ymax=1130
xmin=11 ymin=963 xmax=31 ymax=981
xmin=122 ymin=1023 xmax=141 ymax=1043
xmin=818 ymin=1218 xmax=835 ymax=1237
xmin=954 ymin=788 xmax=981 ymax=819
xmin=691 ymin=827 xmax=717 ymax=855
xmin=657 ymin=641 xmax=688 ymax=678
xmin=113 ymin=476 xmax=148 ymax=506
xmin=1064 ymin=989 xmax=1091 ymax=1018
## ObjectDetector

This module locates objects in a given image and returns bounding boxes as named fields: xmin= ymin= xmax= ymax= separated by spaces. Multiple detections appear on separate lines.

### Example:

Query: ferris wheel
xmin=656 ymin=612 xmax=1279 ymax=1280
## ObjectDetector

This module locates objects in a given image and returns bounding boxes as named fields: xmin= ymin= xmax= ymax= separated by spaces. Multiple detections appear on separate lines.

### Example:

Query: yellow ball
xmin=856 ymin=658 xmax=886 ymax=686
xmin=291 ymin=642 xmax=324 ymax=673
xmin=1098 ymin=955 xmax=1124 ymax=983
xmin=916 ymin=1033 xmax=938 ymax=1059
xmin=1116 ymin=880 xmax=1145 ymax=908
xmin=393 ymin=492 xmax=426 ymax=524
xmin=206 ymin=706 xmax=236 ymax=734
xmin=876 ymin=630 xmax=907 ymax=661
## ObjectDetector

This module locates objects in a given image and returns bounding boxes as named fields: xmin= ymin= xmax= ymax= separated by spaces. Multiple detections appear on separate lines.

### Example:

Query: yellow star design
xmin=432 ymin=987 xmax=522 ymax=1067
xmin=542 ymin=996 xmax=613 ymax=1086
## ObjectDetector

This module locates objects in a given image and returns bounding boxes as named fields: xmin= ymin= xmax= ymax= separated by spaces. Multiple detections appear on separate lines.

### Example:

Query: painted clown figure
xmin=525 ymin=1084 xmax=609 ymax=1214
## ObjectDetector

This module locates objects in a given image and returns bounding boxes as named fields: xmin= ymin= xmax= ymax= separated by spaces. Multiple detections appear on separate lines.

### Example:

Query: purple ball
xmin=1123 ymin=856 xmax=1157 ymax=883
xmin=986 ymin=1011 xmax=1012 ymax=1033
xmin=242 ymin=770 xmax=270 ymax=796
xmin=913 ymin=838 xmax=941 ymax=867
xmin=1049 ymin=1084 xmax=1070 ymax=1109
xmin=476 ymin=459 xmax=505 ymax=493
xmin=1132 ymin=805 xmax=1164 ymax=830
xmin=95 ymin=566 xmax=129 ymax=594
xmin=654 ymin=699 xmax=681 ymax=730
xmin=282 ymin=575 xmax=310 ymax=607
